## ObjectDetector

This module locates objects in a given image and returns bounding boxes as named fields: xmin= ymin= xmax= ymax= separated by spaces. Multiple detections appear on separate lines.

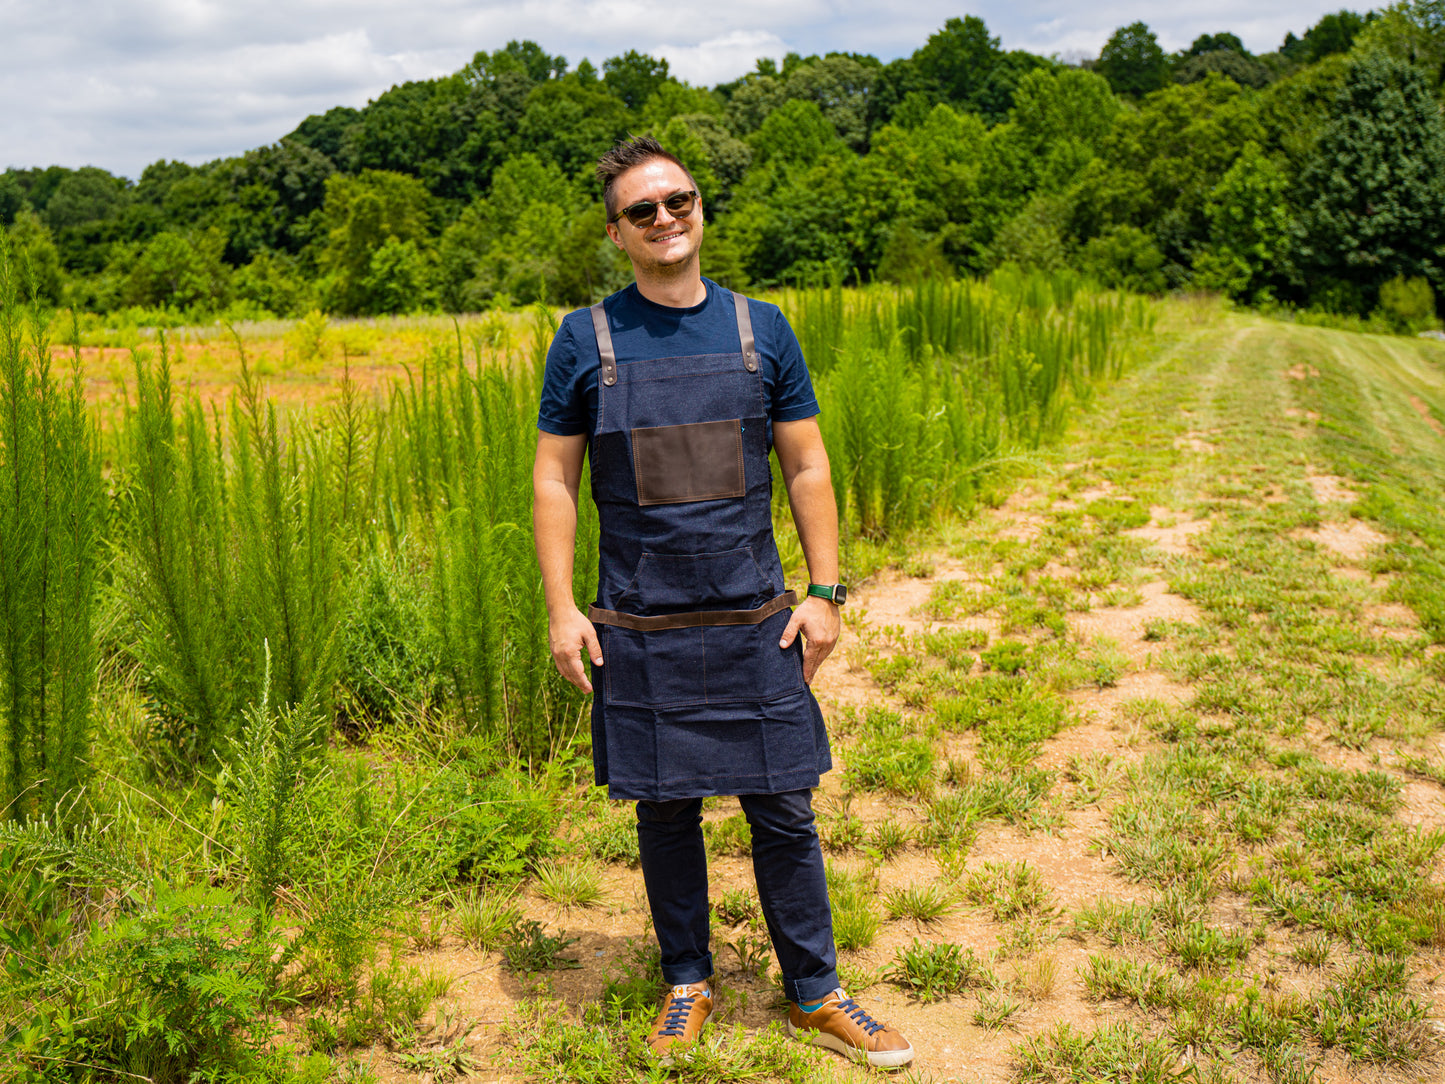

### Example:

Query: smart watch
xmin=806 ymin=583 xmax=848 ymax=605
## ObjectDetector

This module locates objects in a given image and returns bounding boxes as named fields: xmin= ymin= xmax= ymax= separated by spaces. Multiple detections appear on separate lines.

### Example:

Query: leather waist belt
xmin=589 ymin=591 xmax=797 ymax=632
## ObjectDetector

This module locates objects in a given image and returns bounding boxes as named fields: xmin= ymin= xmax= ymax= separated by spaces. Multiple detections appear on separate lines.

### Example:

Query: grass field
xmin=4 ymin=292 xmax=1445 ymax=1083
xmin=453 ymin=299 xmax=1445 ymax=1084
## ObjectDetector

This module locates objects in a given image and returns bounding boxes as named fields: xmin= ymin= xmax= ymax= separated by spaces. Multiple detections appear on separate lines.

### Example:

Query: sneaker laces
xmin=657 ymin=988 xmax=705 ymax=1037
xmin=835 ymin=995 xmax=885 ymax=1036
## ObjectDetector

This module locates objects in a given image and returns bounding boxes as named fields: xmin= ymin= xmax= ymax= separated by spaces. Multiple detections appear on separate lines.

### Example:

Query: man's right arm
xmin=532 ymin=431 xmax=602 ymax=693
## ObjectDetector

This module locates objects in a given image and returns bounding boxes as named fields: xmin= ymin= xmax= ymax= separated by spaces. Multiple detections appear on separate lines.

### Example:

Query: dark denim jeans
xmin=635 ymin=788 xmax=840 ymax=1004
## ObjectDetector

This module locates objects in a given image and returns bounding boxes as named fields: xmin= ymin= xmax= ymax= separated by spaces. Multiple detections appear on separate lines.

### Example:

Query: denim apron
xmin=586 ymin=290 xmax=832 ymax=801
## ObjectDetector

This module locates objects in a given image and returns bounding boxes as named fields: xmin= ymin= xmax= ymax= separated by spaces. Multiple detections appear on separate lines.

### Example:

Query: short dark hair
xmin=595 ymin=135 xmax=698 ymax=220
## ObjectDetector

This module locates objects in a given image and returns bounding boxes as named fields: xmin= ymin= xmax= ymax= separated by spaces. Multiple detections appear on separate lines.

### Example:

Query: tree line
xmin=2 ymin=4 xmax=1444 ymax=323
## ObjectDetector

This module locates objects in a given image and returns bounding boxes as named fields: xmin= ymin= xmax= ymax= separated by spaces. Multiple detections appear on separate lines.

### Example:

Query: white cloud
xmin=657 ymin=30 xmax=790 ymax=86
xmin=0 ymin=1 xmax=1362 ymax=177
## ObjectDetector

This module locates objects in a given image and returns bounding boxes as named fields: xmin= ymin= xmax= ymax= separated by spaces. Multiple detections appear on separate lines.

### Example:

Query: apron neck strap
xmin=732 ymin=291 xmax=759 ymax=372
xmin=591 ymin=302 xmax=617 ymax=386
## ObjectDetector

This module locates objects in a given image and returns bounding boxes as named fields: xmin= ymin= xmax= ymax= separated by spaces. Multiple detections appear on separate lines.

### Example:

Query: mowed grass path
xmin=371 ymin=305 xmax=1445 ymax=1084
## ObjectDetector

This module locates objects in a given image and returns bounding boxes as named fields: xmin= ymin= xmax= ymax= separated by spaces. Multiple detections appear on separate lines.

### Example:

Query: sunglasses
xmin=611 ymin=189 xmax=699 ymax=228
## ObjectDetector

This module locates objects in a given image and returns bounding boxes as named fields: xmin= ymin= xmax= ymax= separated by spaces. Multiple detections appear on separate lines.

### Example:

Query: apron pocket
xmin=602 ymin=608 xmax=805 ymax=708
xmin=631 ymin=419 xmax=744 ymax=506
xmin=618 ymin=547 xmax=774 ymax=614
xmin=702 ymin=607 xmax=805 ymax=703
xmin=603 ymin=624 xmax=706 ymax=708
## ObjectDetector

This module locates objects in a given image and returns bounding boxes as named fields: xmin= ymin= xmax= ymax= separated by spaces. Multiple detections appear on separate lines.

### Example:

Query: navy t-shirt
xmin=537 ymin=278 xmax=820 ymax=437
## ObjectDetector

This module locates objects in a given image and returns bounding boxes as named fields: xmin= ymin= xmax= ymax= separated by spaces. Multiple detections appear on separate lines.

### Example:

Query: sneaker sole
xmin=787 ymin=1020 xmax=915 ymax=1069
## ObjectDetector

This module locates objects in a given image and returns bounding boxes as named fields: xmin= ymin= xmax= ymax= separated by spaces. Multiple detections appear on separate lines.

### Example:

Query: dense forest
xmin=3 ymin=4 xmax=1444 ymax=324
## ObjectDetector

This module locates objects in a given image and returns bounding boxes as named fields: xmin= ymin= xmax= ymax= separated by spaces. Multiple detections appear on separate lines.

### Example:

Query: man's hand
xmin=550 ymin=607 xmax=603 ymax=693
xmin=778 ymin=594 xmax=840 ymax=684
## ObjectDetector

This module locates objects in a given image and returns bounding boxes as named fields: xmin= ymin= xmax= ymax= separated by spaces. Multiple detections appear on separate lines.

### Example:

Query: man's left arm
xmin=773 ymin=417 xmax=840 ymax=684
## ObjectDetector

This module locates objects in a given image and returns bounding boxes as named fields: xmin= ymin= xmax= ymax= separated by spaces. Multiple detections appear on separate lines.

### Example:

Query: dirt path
xmin=357 ymin=312 xmax=1445 ymax=1084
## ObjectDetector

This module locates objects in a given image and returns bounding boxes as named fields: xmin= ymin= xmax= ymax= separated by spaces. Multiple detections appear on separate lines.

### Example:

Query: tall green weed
xmin=0 ymin=239 xmax=103 ymax=822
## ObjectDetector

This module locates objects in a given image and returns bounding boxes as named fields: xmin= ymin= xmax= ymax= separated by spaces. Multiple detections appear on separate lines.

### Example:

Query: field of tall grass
xmin=0 ymin=243 xmax=1153 ymax=1080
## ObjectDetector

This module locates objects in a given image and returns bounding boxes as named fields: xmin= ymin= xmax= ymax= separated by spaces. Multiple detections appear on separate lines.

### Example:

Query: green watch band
xmin=806 ymin=583 xmax=848 ymax=605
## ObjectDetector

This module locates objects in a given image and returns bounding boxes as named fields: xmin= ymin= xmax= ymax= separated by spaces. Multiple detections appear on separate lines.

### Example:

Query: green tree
xmin=1293 ymin=53 xmax=1445 ymax=310
xmin=1005 ymin=68 xmax=1121 ymax=191
xmin=286 ymin=105 xmax=362 ymax=167
xmin=233 ymin=251 xmax=311 ymax=317
xmin=603 ymin=50 xmax=671 ymax=109
xmin=1194 ymin=143 xmax=1292 ymax=300
xmin=6 ymin=211 xmax=64 ymax=304
xmin=0 ymin=173 xmax=25 ymax=227
xmin=119 ymin=228 xmax=233 ymax=311
xmin=1358 ymin=1 xmax=1445 ymax=91
xmin=318 ymin=170 xmax=434 ymax=315
xmin=364 ymin=238 xmax=435 ymax=314
xmin=465 ymin=39 xmax=568 ymax=85
xmin=989 ymin=194 xmax=1073 ymax=271
xmin=515 ymin=74 xmax=632 ymax=181
xmin=781 ymin=55 xmax=877 ymax=151
xmin=1097 ymin=22 xmax=1170 ymax=97
xmin=1186 ymin=33 xmax=1248 ymax=57
xmin=43 ymin=167 xmax=131 ymax=273
xmin=868 ymin=104 xmax=988 ymax=267
xmin=641 ymin=82 xmax=725 ymax=128
xmin=1284 ymin=9 xmax=1378 ymax=62
xmin=876 ymin=223 xmax=950 ymax=282
xmin=749 ymin=99 xmax=845 ymax=169
xmin=221 ymin=140 xmax=336 ymax=256
xmin=913 ymin=16 xmax=1003 ymax=112
xmin=726 ymin=74 xmax=787 ymax=136
xmin=1079 ymin=224 xmax=1167 ymax=293
xmin=656 ymin=115 xmax=751 ymax=212
xmin=1070 ymin=75 xmax=1266 ymax=284
xmin=1176 ymin=50 xmax=1275 ymax=88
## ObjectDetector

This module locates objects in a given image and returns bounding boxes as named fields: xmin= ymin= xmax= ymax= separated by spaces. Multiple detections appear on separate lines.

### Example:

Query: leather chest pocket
xmin=631 ymin=419 xmax=744 ymax=506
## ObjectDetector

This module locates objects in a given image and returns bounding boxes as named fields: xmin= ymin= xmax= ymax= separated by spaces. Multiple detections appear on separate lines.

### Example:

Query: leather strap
xmin=732 ymin=290 xmax=758 ymax=372
xmin=594 ymin=293 xmax=755 ymax=382
xmin=591 ymin=302 xmax=617 ymax=386
xmin=589 ymin=591 xmax=796 ymax=631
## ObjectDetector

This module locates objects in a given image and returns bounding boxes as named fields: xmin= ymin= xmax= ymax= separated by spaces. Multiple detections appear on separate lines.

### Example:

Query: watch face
xmin=833 ymin=584 xmax=847 ymax=605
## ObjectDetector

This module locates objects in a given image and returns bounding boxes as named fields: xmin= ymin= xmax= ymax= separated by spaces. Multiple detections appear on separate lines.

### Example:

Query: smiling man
xmin=531 ymin=135 xmax=913 ymax=1068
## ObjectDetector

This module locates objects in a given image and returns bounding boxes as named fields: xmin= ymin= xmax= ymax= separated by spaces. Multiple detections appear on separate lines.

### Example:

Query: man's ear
xmin=605 ymin=222 xmax=623 ymax=249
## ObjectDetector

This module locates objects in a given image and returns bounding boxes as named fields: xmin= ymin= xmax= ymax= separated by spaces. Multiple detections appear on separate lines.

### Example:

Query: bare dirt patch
xmin=1411 ymin=395 xmax=1445 ymax=439
xmin=1305 ymin=472 xmax=1361 ymax=504
xmin=1067 ymin=670 xmax=1191 ymax=723
xmin=1069 ymin=580 xmax=1202 ymax=663
xmin=1296 ymin=520 xmax=1389 ymax=561
xmin=1173 ymin=433 xmax=1217 ymax=454
xmin=1125 ymin=509 xmax=1212 ymax=556
xmin=1286 ymin=362 xmax=1322 ymax=380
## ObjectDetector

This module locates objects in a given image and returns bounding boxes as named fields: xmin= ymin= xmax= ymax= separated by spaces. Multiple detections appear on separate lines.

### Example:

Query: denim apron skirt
xmin=585 ymin=290 xmax=832 ymax=801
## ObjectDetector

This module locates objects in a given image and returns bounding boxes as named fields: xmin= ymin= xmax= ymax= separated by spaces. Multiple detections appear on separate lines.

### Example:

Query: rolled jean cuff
xmin=660 ymin=952 xmax=714 ymax=988
xmin=784 ymin=969 xmax=841 ymax=1004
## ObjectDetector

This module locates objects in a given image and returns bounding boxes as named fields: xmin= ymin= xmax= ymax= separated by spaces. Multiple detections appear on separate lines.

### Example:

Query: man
xmin=531 ymin=135 xmax=913 ymax=1069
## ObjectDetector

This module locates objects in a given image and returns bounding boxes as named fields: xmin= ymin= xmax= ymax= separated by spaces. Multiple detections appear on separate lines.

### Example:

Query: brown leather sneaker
xmin=788 ymin=988 xmax=914 ymax=1069
xmin=646 ymin=982 xmax=713 ymax=1064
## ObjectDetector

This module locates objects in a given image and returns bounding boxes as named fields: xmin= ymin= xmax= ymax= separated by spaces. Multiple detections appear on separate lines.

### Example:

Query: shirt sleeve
xmin=537 ymin=319 xmax=587 ymax=436
xmin=766 ymin=306 xmax=820 ymax=422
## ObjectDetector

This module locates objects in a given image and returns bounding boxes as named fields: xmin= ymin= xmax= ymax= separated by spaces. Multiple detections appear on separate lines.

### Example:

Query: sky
xmin=2 ymin=1 xmax=1367 ymax=179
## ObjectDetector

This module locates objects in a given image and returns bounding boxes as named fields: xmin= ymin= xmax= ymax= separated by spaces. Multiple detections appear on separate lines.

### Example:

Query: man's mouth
xmin=650 ymin=229 xmax=684 ymax=243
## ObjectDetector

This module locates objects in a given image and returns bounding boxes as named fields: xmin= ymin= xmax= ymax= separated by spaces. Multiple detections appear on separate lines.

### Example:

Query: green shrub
xmin=1377 ymin=274 xmax=1437 ymax=333
xmin=10 ymin=885 xmax=273 ymax=1084
xmin=885 ymin=938 xmax=994 ymax=1001
xmin=337 ymin=549 xmax=444 ymax=726
xmin=842 ymin=706 xmax=935 ymax=796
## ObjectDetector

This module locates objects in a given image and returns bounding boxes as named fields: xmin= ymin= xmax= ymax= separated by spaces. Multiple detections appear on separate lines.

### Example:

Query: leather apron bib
xmin=586 ymin=289 xmax=831 ymax=801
